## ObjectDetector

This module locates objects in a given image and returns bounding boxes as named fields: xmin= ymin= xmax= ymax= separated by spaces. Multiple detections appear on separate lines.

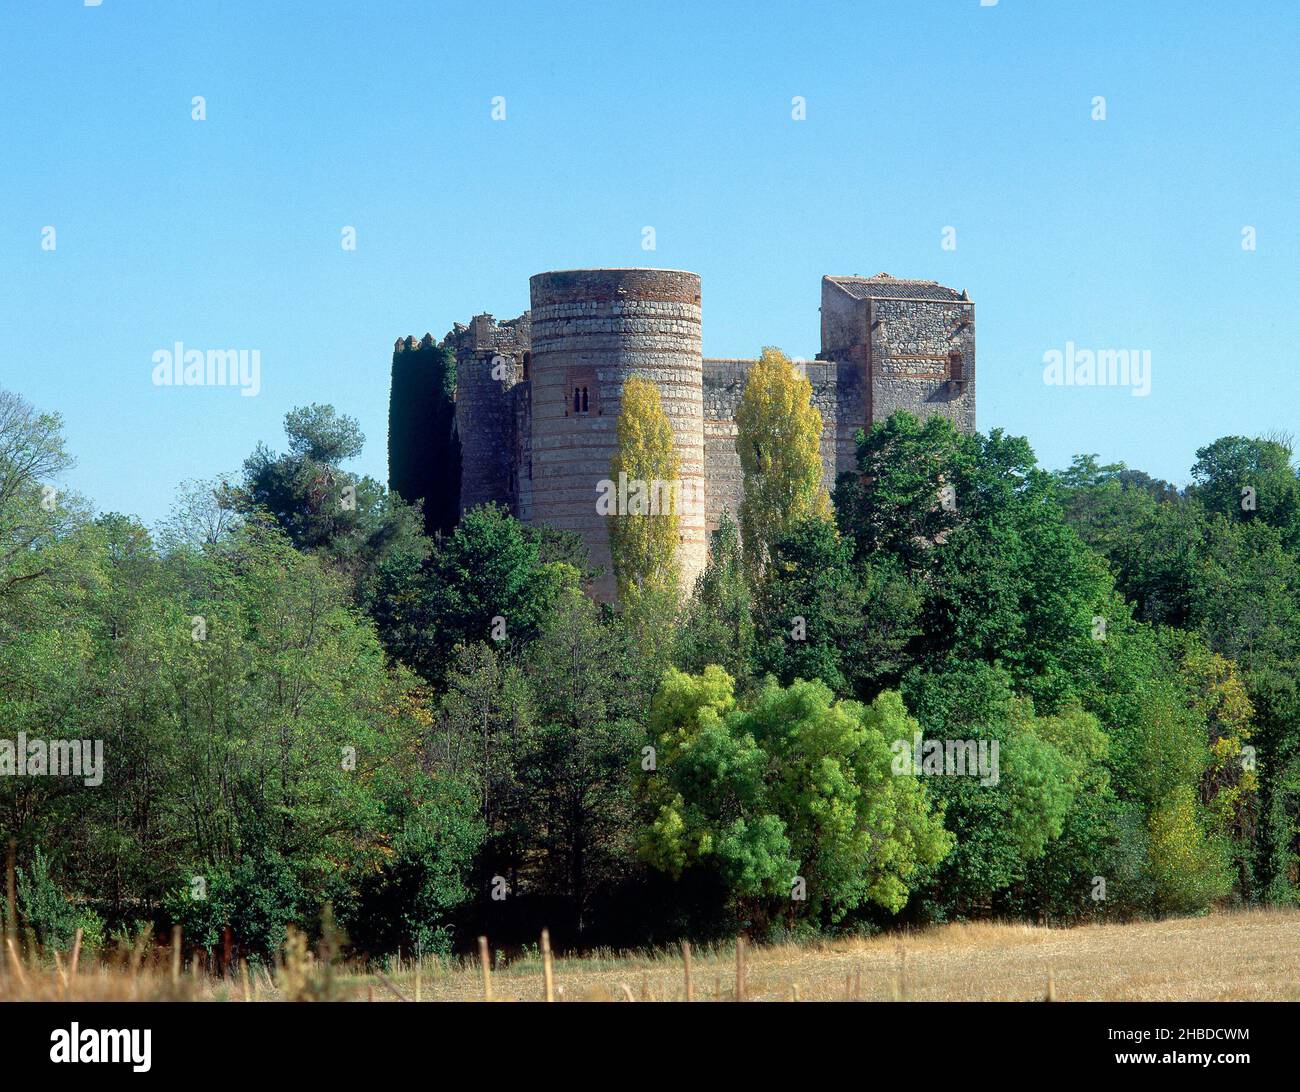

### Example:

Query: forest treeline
xmin=1 ymin=366 xmax=1297 ymax=960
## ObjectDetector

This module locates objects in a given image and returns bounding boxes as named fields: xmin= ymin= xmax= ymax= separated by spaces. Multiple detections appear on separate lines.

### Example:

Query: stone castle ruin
xmin=392 ymin=268 xmax=975 ymax=599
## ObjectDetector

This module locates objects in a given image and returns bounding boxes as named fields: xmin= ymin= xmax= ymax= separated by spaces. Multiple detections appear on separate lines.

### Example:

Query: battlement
xmin=392 ymin=332 xmax=438 ymax=353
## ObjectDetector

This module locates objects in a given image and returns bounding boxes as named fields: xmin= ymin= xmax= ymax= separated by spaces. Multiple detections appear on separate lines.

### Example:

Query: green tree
xmin=839 ymin=414 xmax=1111 ymax=707
xmin=519 ymin=588 xmax=644 ymax=935
xmin=1190 ymin=434 xmax=1300 ymax=549
xmin=0 ymin=388 xmax=76 ymax=598
xmin=240 ymin=403 xmax=427 ymax=594
xmin=902 ymin=664 xmax=1080 ymax=917
xmin=343 ymin=775 xmax=484 ymax=956
xmin=833 ymin=411 xmax=969 ymax=568
xmin=436 ymin=642 xmax=533 ymax=891
xmin=751 ymin=516 xmax=863 ymax=696
xmin=735 ymin=348 xmax=830 ymax=574
xmin=607 ymin=376 xmax=680 ymax=605
xmin=675 ymin=512 xmax=755 ymax=686
xmin=420 ymin=504 xmax=576 ymax=681
xmin=640 ymin=667 xmax=952 ymax=929
xmin=388 ymin=336 xmax=460 ymax=537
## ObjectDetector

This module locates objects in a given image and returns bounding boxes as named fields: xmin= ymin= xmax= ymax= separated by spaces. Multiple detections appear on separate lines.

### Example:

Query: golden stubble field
xmin=3 ymin=908 xmax=1298 ymax=1002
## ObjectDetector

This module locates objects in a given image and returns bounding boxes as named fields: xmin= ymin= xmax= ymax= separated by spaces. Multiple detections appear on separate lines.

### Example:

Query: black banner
xmin=0 ymin=1000 xmax=1286 ymax=1079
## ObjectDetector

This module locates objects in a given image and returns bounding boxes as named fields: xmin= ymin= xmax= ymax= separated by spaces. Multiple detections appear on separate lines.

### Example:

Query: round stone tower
xmin=528 ymin=268 xmax=707 ymax=601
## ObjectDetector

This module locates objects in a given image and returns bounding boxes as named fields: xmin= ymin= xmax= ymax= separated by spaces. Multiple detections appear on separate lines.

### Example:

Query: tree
xmin=240 ymin=403 xmax=427 ymax=591
xmin=752 ymin=516 xmax=863 ymax=697
xmin=901 ymin=663 xmax=1081 ymax=917
xmin=833 ymin=411 xmax=970 ymax=569
xmin=851 ymin=558 xmax=923 ymax=698
xmin=0 ymin=388 xmax=75 ymax=598
xmin=1011 ymin=702 xmax=1124 ymax=921
xmin=838 ymin=414 xmax=1111 ymax=707
xmin=436 ymin=642 xmax=533 ymax=890
xmin=1190 ymin=434 xmax=1300 ymax=549
xmin=519 ymin=588 xmax=643 ymax=935
xmin=1082 ymin=623 xmax=1236 ymax=914
xmin=735 ymin=348 xmax=830 ymax=573
xmin=1147 ymin=786 xmax=1233 ymax=914
xmin=0 ymin=492 xmax=485 ymax=956
xmin=157 ymin=475 xmax=243 ymax=552
xmin=343 ymin=774 xmax=484 ymax=956
xmin=284 ymin=403 xmax=365 ymax=463
xmin=423 ymin=504 xmax=576 ymax=679
xmin=675 ymin=512 xmax=755 ymax=686
xmin=4 ymin=848 xmax=104 ymax=951
xmin=639 ymin=667 xmax=952 ymax=929
xmin=1180 ymin=643 xmax=1257 ymax=894
xmin=607 ymin=376 xmax=680 ymax=605
xmin=388 ymin=337 xmax=460 ymax=537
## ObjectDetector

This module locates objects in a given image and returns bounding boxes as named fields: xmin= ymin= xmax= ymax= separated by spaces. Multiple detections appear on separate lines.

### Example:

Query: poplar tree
xmin=735 ymin=347 xmax=830 ymax=574
xmin=607 ymin=376 xmax=680 ymax=604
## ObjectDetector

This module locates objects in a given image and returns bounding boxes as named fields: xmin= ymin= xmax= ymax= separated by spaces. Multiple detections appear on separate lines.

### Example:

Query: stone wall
xmin=447 ymin=312 xmax=531 ymax=517
xmin=702 ymin=359 xmax=747 ymax=534
xmin=819 ymin=274 xmax=976 ymax=460
xmin=869 ymin=297 xmax=975 ymax=433
xmin=511 ymin=381 xmax=533 ymax=522
xmin=703 ymin=357 xmax=840 ymax=535
xmin=818 ymin=279 xmax=870 ymax=477
xmin=804 ymin=360 xmax=840 ymax=490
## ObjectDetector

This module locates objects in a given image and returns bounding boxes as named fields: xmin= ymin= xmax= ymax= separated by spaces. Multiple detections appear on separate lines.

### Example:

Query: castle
xmin=393 ymin=268 xmax=975 ymax=600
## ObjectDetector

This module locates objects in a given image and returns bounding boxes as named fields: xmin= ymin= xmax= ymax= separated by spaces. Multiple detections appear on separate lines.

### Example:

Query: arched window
xmin=566 ymin=369 xmax=597 ymax=416
xmin=522 ymin=352 xmax=531 ymax=381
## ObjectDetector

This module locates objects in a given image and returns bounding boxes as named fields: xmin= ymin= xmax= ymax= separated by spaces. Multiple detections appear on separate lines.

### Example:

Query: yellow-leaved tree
xmin=607 ymin=376 xmax=680 ymax=605
xmin=735 ymin=347 xmax=830 ymax=573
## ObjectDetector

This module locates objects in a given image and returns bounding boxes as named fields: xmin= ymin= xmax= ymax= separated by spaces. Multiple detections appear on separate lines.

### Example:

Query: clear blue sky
xmin=2 ymin=0 xmax=1296 ymax=524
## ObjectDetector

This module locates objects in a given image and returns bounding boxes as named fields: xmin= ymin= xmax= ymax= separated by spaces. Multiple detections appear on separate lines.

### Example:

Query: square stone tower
xmin=818 ymin=273 xmax=975 ymax=477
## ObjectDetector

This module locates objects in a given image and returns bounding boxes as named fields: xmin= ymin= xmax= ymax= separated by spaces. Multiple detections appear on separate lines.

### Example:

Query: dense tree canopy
xmin=3 ymin=381 xmax=1296 ymax=961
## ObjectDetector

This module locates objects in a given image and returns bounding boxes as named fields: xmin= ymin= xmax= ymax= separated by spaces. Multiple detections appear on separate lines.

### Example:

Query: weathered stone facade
xmin=818 ymin=275 xmax=976 ymax=473
xmin=395 ymin=269 xmax=975 ymax=599
xmin=442 ymin=312 xmax=532 ymax=518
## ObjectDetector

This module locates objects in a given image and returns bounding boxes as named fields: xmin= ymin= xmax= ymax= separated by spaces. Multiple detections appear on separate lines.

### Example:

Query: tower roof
xmin=825 ymin=273 xmax=967 ymax=302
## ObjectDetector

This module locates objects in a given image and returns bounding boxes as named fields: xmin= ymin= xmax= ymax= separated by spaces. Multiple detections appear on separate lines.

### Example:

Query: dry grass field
xmin=4 ymin=907 xmax=1299 ymax=1002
